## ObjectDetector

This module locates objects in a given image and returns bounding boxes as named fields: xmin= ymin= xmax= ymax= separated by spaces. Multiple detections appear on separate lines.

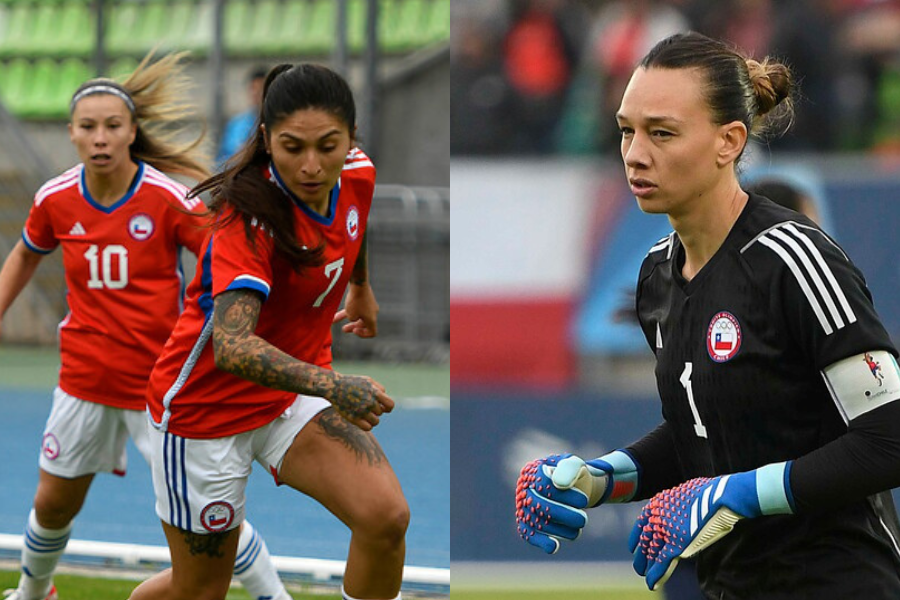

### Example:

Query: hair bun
xmin=746 ymin=58 xmax=792 ymax=117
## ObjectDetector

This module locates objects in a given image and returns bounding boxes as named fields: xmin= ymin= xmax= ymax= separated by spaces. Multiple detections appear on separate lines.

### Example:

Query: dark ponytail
xmin=191 ymin=63 xmax=357 ymax=270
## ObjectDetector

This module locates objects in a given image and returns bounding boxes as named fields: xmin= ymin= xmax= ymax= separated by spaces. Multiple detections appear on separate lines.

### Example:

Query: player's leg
xmin=6 ymin=388 xmax=129 ymax=600
xmin=130 ymin=426 xmax=257 ymax=600
xmin=274 ymin=405 xmax=409 ymax=600
xmin=127 ymin=523 xmax=239 ymax=600
xmin=124 ymin=410 xmax=292 ymax=600
xmin=5 ymin=471 xmax=93 ymax=600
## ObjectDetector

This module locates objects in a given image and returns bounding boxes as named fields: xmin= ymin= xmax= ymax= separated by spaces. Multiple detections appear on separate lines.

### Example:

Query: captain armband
xmin=822 ymin=350 xmax=900 ymax=423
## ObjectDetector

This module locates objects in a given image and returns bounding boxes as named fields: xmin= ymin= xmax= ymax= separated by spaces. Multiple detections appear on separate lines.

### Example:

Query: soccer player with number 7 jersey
xmin=129 ymin=64 xmax=407 ymax=600
xmin=0 ymin=53 xmax=291 ymax=600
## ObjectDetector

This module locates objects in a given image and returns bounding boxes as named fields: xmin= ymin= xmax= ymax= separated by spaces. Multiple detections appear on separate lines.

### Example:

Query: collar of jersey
xmin=267 ymin=161 xmax=340 ymax=226
xmin=80 ymin=161 xmax=145 ymax=213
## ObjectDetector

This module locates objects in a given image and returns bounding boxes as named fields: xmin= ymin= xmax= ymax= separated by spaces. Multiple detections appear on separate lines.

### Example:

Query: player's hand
xmin=628 ymin=462 xmax=794 ymax=591
xmin=515 ymin=451 xmax=638 ymax=554
xmin=334 ymin=281 xmax=378 ymax=338
xmin=329 ymin=373 xmax=394 ymax=431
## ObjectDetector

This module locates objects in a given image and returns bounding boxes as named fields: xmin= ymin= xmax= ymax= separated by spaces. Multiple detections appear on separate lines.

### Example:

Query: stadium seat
xmin=224 ymin=0 xmax=255 ymax=55
xmin=424 ymin=0 xmax=449 ymax=45
xmin=55 ymin=1 xmax=96 ymax=57
xmin=105 ymin=0 xmax=143 ymax=54
xmin=300 ymin=0 xmax=337 ymax=55
xmin=0 ymin=58 xmax=30 ymax=115
xmin=0 ymin=2 xmax=37 ymax=58
xmin=108 ymin=56 xmax=140 ymax=80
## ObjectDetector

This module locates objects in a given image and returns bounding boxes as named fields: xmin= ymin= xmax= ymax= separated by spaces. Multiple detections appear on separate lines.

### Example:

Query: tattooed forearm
xmin=317 ymin=408 xmax=386 ymax=465
xmin=350 ymin=231 xmax=368 ymax=285
xmin=182 ymin=530 xmax=233 ymax=558
xmin=212 ymin=289 xmax=379 ymax=418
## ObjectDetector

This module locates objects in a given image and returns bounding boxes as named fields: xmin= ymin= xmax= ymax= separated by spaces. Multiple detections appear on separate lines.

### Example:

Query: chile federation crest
xmin=707 ymin=311 xmax=742 ymax=363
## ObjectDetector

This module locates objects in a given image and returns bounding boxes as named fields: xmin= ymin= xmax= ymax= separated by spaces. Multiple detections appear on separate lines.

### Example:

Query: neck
xmin=670 ymin=179 xmax=748 ymax=281
xmin=84 ymin=160 xmax=139 ymax=207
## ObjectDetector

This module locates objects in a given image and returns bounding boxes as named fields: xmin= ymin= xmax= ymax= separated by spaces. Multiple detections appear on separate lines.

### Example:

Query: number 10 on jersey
xmin=84 ymin=244 xmax=129 ymax=290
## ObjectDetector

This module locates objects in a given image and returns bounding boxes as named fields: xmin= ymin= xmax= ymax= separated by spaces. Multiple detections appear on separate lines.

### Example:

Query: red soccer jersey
xmin=23 ymin=162 xmax=207 ymax=410
xmin=147 ymin=149 xmax=375 ymax=438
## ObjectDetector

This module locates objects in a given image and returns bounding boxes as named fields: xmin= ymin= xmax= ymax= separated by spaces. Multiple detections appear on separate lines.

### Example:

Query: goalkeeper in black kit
xmin=515 ymin=32 xmax=900 ymax=600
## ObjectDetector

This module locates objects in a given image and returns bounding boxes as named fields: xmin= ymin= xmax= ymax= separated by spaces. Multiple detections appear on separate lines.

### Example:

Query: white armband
xmin=822 ymin=350 xmax=900 ymax=423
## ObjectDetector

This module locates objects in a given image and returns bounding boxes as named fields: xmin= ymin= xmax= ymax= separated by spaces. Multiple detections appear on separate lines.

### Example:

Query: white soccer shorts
xmin=39 ymin=387 xmax=151 ymax=478
xmin=148 ymin=394 xmax=330 ymax=534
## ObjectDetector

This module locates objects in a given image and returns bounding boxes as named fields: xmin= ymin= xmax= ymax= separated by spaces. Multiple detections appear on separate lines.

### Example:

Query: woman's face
xmin=68 ymin=94 xmax=137 ymax=175
xmin=265 ymin=108 xmax=353 ymax=212
xmin=616 ymin=67 xmax=738 ymax=217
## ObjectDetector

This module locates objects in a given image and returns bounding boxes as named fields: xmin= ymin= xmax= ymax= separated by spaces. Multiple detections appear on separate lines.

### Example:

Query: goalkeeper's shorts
xmin=148 ymin=394 xmax=330 ymax=534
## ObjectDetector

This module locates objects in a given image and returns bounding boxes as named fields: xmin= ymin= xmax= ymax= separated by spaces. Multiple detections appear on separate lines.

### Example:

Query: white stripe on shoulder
xmin=758 ymin=234 xmax=833 ymax=334
xmin=35 ymin=167 xmax=81 ymax=206
xmin=783 ymin=223 xmax=856 ymax=326
xmin=769 ymin=228 xmax=846 ymax=330
xmin=143 ymin=167 xmax=201 ymax=210
xmin=748 ymin=221 xmax=856 ymax=335
xmin=647 ymin=232 xmax=675 ymax=259
xmin=344 ymin=148 xmax=374 ymax=170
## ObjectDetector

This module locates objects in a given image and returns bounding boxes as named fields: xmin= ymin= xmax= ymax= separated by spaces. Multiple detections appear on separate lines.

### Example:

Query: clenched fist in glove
xmin=515 ymin=450 xmax=640 ymax=554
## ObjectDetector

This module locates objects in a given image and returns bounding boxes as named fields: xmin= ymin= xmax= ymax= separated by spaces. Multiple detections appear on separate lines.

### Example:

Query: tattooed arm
xmin=334 ymin=231 xmax=379 ymax=338
xmin=212 ymin=288 xmax=393 ymax=431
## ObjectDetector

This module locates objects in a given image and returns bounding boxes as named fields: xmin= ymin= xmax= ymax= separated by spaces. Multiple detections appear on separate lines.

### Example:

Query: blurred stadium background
xmin=0 ymin=0 xmax=448 ymax=596
xmin=451 ymin=0 xmax=900 ymax=598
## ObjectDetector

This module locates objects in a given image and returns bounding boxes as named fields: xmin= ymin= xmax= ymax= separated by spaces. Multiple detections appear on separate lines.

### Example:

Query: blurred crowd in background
xmin=451 ymin=0 xmax=900 ymax=156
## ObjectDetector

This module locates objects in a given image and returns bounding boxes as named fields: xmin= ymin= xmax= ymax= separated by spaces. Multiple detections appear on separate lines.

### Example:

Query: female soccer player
xmin=0 ymin=53 xmax=290 ymax=600
xmin=516 ymin=32 xmax=900 ymax=598
xmin=127 ymin=63 xmax=408 ymax=600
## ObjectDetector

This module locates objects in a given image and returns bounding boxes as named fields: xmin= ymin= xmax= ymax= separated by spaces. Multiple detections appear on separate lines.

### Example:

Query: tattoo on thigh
xmin=182 ymin=529 xmax=232 ymax=558
xmin=317 ymin=408 xmax=386 ymax=466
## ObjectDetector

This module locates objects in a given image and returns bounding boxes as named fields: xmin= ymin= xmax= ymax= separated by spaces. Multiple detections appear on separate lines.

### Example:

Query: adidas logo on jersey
xmin=69 ymin=222 xmax=86 ymax=236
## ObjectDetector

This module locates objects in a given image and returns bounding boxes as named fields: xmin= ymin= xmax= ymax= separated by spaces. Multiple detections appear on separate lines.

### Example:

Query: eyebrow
xmin=615 ymin=113 xmax=684 ymax=125
xmin=278 ymin=129 xmax=342 ymax=143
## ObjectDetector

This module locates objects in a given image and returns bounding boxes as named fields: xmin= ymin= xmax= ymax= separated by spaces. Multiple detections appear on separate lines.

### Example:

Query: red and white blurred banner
xmin=451 ymin=159 xmax=612 ymax=390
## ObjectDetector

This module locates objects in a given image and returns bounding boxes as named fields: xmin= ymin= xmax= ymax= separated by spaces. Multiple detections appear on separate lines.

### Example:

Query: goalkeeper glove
xmin=515 ymin=450 xmax=640 ymax=554
xmin=628 ymin=461 xmax=795 ymax=591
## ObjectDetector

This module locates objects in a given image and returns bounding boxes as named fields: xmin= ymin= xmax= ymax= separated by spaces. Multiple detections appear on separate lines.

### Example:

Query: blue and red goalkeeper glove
xmin=515 ymin=451 xmax=640 ymax=554
xmin=628 ymin=461 xmax=795 ymax=591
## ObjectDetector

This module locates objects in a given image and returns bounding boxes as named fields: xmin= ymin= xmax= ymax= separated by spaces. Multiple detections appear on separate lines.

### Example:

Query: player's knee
xmin=357 ymin=493 xmax=409 ymax=546
xmin=33 ymin=495 xmax=78 ymax=529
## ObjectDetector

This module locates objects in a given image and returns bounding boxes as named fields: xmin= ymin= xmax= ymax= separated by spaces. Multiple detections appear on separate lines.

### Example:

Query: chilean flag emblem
xmin=707 ymin=311 xmax=742 ymax=363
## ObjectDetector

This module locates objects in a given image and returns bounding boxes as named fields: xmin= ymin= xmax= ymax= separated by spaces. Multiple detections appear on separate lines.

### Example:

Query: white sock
xmin=233 ymin=520 xmax=291 ymax=600
xmin=341 ymin=586 xmax=402 ymax=600
xmin=19 ymin=509 xmax=71 ymax=599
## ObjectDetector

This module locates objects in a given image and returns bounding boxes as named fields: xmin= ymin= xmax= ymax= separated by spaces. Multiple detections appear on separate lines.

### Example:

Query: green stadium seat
xmin=181 ymin=0 xmax=213 ymax=54
xmin=424 ymin=0 xmax=449 ymax=44
xmin=108 ymin=56 xmax=140 ymax=80
xmin=21 ymin=58 xmax=60 ymax=119
xmin=0 ymin=2 xmax=38 ymax=58
xmin=265 ymin=0 xmax=305 ymax=55
xmin=105 ymin=0 xmax=143 ymax=54
xmin=224 ymin=0 xmax=255 ymax=55
xmin=346 ymin=0 xmax=366 ymax=53
xmin=56 ymin=1 xmax=96 ymax=57
xmin=0 ymin=58 xmax=31 ymax=115
xmin=57 ymin=57 xmax=93 ymax=109
xmin=300 ymin=0 xmax=336 ymax=55
xmin=246 ymin=0 xmax=281 ymax=55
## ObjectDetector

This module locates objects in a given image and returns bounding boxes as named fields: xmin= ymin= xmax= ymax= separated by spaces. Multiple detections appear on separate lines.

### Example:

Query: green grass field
xmin=0 ymin=570 xmax=346 ymax=599
xmin=451 ymin=588 xmax=656 ymax=599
